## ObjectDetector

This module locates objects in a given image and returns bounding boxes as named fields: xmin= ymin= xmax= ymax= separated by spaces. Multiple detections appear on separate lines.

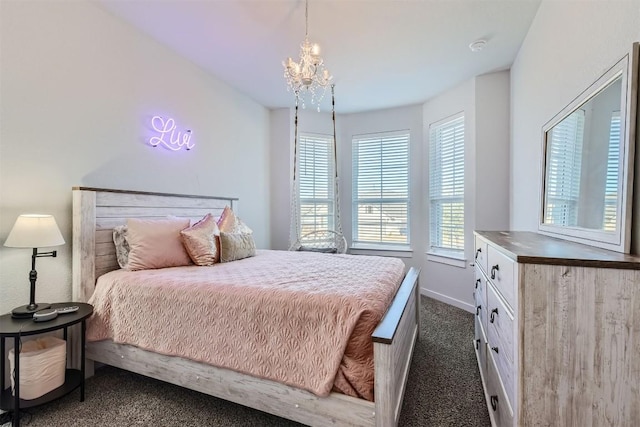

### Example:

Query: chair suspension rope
xmin=331 ymin=84 xmax=344 ymax=237
xmin=289 ymin=94 xmax=301 ymax=247
xmin=289 ymin=86 xmax=345 ymax=253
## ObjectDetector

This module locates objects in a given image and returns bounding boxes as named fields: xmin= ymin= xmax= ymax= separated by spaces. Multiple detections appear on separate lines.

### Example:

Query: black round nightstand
xmin=0 ymin=302 xmax=93 ymax=427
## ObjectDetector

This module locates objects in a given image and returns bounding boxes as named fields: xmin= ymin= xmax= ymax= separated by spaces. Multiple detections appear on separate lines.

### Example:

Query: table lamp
xmin=4 ymin=214 xmax=65 ymax=318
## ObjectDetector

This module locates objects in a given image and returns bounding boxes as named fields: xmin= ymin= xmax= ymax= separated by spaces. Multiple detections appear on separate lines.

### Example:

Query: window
xmin=603 ymin=112 xmax=621 ymax=231
xmin=544 ymin=110 xmax=585 ymax=226
xmin=429 ymin=114 xmax=465 ymax=253
xmin=352 ymin=131 xmax=410 ymax=247
xmin=298 ymin=133 xmax=334 ymax=241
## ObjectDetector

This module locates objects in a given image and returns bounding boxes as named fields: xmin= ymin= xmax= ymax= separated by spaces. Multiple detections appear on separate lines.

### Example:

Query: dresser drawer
xmin=474 ymin=315 xmax=487 ymax=378
xmin=474 ymin=234 xmax=489 ymax=275
xmin=487 ymin=245 xmax=515 ymax=307
xmin=486 ymin=284 xmax=515 ymax=409
xmin=474 ymin=266 xmax=488 ymax=333
xmin=486 ymin=350 xmax=514 ymax=427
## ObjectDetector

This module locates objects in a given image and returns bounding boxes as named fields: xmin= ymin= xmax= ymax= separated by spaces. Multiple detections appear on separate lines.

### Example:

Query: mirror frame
xmin=539 ymin=43 xmax=639 ymax=253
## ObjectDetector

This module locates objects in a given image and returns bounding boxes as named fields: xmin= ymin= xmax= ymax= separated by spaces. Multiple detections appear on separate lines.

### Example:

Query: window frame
xmin=296 ymin=132 xmax=335 ymax=243
xmin=428 ymin=112 xmax=465 ymax=258
xmin=351 ymin=130 xmax=411 ymax=250
xmin=543 ymin=109 xmax=585 ymax=227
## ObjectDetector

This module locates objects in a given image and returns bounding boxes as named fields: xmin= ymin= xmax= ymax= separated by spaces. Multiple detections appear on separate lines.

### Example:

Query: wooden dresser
xmin=473 ymin=231 xmax=640 ymax=427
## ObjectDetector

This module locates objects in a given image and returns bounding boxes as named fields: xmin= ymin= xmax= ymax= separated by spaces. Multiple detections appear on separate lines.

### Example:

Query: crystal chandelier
xmin=282 ymin=0 xmax=332 ymax=110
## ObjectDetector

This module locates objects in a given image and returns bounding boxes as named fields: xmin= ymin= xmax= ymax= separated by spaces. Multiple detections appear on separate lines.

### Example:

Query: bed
xmin=71 ymin=187 xmax=420 ymax=427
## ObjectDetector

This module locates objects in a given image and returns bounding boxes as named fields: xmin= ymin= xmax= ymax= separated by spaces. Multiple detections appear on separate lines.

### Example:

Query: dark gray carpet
xmin=3 ymin=297 xmax=490 ymax=426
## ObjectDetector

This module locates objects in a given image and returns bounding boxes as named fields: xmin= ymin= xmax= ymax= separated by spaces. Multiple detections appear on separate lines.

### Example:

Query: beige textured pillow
xmin=180 ymin=214 xmax=220 ymax=266
xmin=217 ymin=206 xmax=253 ymax=234
xmin=126 ymin=218 xmax=192 ymax=270
xmin=219 ymin=232 xmax=256 ymax=262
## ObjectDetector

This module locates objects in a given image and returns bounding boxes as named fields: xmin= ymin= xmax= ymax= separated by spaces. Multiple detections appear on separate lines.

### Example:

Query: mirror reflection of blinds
xmin=429 ymin=114 xmax=465 ymax=252
xmin=603 ymin=112 xmax=621 ymax=232
xmin=352 ymin=131 xmax=410 ymax=246
xmin=545 ymin=110 xmax=585 ymax=227
xmin=299 ymin=134 xmax=335 ymax=240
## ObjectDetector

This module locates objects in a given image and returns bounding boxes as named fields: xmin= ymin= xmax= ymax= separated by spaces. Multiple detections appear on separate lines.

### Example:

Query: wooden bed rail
xmin=372 ymin=267 xmax=420 ymax=343
xmin=373 ymin=267 xmax=421 ymax=426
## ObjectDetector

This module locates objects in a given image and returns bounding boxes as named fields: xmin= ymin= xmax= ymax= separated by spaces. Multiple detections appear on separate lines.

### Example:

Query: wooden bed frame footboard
xmin=71 ymin=187 xmax=421 ymax=427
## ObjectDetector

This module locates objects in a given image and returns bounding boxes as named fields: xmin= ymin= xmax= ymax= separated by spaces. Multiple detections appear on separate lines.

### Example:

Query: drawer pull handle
xmin=475 ymin=339 xmax=481 ymax=350
xmin=491 ymin=264 xmax=500 ymax=280
xmin=476 ymin=305 xmax=482 ymax=316
xmin=490 ymin=308 xmax=499 ymax=323
xmin=475 ymin=278 xmax=481 ymax=289
xmin=490 ymin=395 xmax=498 ymax=411
xmin=475 ymin=248 xmax=482 ymax=260
xmin=491 ymin=346 xmax=499 ymax=354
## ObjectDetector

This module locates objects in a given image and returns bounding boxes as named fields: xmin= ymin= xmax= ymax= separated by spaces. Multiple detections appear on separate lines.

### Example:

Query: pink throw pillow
xmin=126 ymin=218 xmax=192 ymax=270
xmin=181 ymin=214 xmax=220 ymax=266
xmin=217 ymin=206 xmax=253 ymax=234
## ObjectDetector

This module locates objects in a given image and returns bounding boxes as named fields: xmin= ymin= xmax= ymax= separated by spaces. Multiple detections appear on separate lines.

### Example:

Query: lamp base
xmin=11 ymin=303 xmax=52 ymax=319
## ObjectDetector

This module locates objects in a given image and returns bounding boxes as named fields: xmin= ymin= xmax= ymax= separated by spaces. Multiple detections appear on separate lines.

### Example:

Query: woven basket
xmin=8 ymin=336 xmax=66 ymax=400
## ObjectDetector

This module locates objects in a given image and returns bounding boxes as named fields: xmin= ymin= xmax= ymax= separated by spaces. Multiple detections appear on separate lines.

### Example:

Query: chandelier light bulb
xmin=282 ymin=0 xmax=332 ymax=109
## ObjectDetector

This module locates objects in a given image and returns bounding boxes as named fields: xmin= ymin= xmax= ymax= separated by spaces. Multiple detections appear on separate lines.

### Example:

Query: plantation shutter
xmin=429 ymin=114 xmax=465 ymax=252
xmin=298 ymin=134 xmax=334 ymax=239
xmin=352 ymin=131 xmax=410 ymax=246
xmin=603 ymin=112 xmax=621 ymax=231
xmin=544 ymin=110 xmax=585 ymax=226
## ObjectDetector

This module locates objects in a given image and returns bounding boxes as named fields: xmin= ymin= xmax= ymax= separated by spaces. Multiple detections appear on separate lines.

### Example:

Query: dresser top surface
xmin=475 ymin=231 xmax=640 ymax=269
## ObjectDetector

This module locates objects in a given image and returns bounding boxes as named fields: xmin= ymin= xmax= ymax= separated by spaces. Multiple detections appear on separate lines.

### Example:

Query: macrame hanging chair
xmin=289 ymin=85 xmax=347 ymax=254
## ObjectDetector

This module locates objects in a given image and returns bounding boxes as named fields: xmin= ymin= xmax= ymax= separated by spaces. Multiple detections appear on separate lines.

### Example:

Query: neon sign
xmin=149 ymin=116 xmax=194 ymax=151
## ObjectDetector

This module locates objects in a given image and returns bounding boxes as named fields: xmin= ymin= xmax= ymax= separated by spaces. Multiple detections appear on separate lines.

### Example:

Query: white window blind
xmin=603 ymin=112 xmax=621 ymax=231
xmin=298 ymin=133 xmax=334 ymax=240
xmin=429 ymin=114 xmax=465 ymax=252
xmin=544 ymin=110 xmax=585 ymax=226
xmin=352 ymin=131 xmax=410 ymax=246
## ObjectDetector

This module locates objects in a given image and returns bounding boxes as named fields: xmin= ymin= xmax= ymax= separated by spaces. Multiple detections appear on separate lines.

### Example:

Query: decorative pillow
xmin=217 ymin=206 xmax=253 ymax=234
xmin=126 ymin=218 xmax=192 ymax=271
xmin=219 ymin=232 xmax=256 ymax=262
xmin=180 ymin=214 xmax=220 ymax=266
xmin=112 ymin=225 xmax=130 ymax=269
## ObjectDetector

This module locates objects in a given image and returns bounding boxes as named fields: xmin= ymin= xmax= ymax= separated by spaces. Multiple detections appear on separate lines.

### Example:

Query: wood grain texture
xmin=372 ymin=267 xmax=420 ymax=344
xmin=86 ymin=340 xmax=376 ymax=427
xmin=486 ymin=284 xmax=515 ymax=409
xmin=475 ymin=231 xmax=640 ymax=269
xmin=474 ymin=231 xmax=640 ymax=427
xmin=487 ymin=245 xmax=515 ymax=307
xmin=74 ymin=186 xmax=238 ymax=202
xmin=73 ymin=187 xmax=420 ymax=427
xmin=520 ymin=264 xmax=640 ymax=427
xmin=72 ymin=190 xmax=96 ymax=302
xmin=487 ymin=351 xmax=514 ymax=426
xmin=475 ymin=235 xmax=489 ymax=274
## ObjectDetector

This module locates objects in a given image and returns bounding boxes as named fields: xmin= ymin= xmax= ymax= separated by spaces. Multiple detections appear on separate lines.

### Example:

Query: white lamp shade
xmin=4 ymin=214 xmax=65 ymax=248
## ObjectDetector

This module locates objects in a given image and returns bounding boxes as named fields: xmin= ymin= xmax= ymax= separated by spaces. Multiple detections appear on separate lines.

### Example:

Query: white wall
xmin=0 ymin=1 xmax=271 ymax=314
xmin=510 ymin=0 xmax=640 ymax=253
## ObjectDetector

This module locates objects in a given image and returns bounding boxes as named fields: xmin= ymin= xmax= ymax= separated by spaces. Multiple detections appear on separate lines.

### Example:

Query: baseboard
xmin=420 ymin=288 xmax=474 ymax=313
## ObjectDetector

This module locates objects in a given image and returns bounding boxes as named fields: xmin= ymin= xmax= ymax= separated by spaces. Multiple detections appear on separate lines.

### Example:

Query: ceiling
xmin=96 ymin=0 xmax=541 ymax=114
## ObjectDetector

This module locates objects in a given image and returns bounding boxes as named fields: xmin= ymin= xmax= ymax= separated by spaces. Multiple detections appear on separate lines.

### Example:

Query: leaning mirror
xmin=539 ymin=43 xmax=638 ymax=253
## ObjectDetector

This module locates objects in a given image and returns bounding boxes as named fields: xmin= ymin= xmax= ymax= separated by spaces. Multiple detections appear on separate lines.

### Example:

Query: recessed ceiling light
xmin=469 ymin=39 xmax=487 ymax=52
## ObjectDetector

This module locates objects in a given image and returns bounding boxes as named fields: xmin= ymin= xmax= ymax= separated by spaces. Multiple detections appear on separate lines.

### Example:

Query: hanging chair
xmin=289 ymin=85 xmax=347 ymax=254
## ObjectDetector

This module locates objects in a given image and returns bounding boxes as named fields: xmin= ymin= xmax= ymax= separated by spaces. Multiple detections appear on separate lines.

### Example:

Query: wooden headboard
xmin=72 ymin=187 xmax=238 ymax=302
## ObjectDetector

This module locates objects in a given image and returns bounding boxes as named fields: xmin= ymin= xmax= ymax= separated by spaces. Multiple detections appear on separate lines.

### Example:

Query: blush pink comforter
xmin=87 ymin=250 xmax=405 ymax=400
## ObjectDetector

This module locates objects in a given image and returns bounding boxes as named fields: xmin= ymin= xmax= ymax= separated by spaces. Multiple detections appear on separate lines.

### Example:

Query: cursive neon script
xmin=149 ymin=116 xmax=195 ymax=151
